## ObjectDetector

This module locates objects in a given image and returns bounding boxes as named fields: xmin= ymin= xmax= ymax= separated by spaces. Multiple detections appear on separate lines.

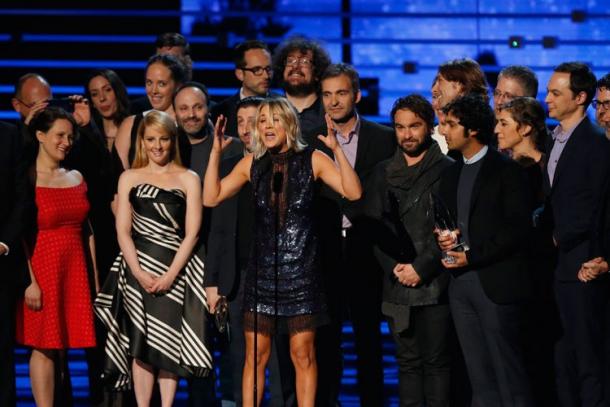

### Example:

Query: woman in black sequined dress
xmin=203 ymin=97 xmax=362 ymax=407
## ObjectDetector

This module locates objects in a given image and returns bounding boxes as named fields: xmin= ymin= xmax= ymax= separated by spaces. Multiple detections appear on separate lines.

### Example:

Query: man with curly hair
xmin=272 ymin=36 xmax=331 ymax=136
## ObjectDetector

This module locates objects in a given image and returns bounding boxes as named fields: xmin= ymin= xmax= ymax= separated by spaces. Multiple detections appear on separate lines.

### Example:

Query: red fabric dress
xmin=16 ymin=181 xmax=96 ymax=349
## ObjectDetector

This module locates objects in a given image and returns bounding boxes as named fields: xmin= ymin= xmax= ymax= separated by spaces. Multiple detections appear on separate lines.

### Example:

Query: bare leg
xmin=30 ymin=349 xmax=56 ymax=407
xmin=242 ymin=331 xmax=272 ymax=407
xmin=290 ymin=331 xmax=317 ymax=407
xmin=158 ymin=370 xmax=179 ymax=407
xmin=132 ymin=359 xmax=155 ymax=406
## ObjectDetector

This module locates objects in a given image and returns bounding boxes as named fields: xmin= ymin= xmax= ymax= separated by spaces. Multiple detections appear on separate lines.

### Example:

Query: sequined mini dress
xmin=244 ymin=148 xmax=326 ymax=334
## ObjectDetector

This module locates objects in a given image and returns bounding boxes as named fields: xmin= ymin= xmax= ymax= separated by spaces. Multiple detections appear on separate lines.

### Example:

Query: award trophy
xmin=428 ymin=193 xmax=468 ymax=264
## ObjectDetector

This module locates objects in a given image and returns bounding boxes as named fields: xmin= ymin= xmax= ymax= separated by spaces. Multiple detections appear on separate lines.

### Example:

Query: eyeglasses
xmin=240 ymin=66 xmax=273 ymax=76
xmin=286 ymin=57 xmax=312 ymax=67
xmin=493 ymin=89 xmax=516 ymax=101
xmin=14 ymin=97 xmax=37 ymax=109
xmin=592 ymin=99 xmax=610 ymax=110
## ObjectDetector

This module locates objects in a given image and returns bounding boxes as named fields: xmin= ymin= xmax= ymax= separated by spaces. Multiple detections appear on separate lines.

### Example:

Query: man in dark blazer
xmin=211 ymin=40 xmax=275 ymax=138
xmin=0 ymin=120 xmax=32 ymax=406
xmin=436 ymin=94 xmax=534 ymax=406
xmin=543 ymin=62 xmax=610 ymax=407
xmin=365 ymin=95 xmax=453 ymax=407
xmin=308 ymin=63 xmax=396 ymax=406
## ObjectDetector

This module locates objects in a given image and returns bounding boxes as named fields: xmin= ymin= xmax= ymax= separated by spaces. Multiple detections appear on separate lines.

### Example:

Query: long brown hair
xmin=132 ymin=110 xmax=182 ymax=168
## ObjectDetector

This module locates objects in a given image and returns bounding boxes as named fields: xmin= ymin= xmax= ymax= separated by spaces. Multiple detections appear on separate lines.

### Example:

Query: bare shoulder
xmin=66 ymin=169 xmax=83 ymax=183
xmin=178 ymin=168 xmax=201 ymax=185
xmin=117 ymin=168 xmax=140 ymax=189
xmin=118 ymin=115 xmax=135 ymax=131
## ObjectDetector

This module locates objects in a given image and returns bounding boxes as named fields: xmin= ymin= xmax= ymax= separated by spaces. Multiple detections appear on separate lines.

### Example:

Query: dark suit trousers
xmin=0 ymin=284 xmax=17 ymax=407
xmin=554 ymin=280 xmax=609 ymax=407
xmin=388 ymin=304 xmax=451 ymax=407
xmin=449 ymin=272 xmax=533 ymax=407
xmin=343 ymin=232 xmax=384 ymax=406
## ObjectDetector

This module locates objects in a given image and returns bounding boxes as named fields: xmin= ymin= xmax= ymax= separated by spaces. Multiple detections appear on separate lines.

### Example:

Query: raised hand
xmin=69 ymin=95 xmax=91 ymax=127
xmin=317 ymin=114 xmax=339 ymax=152
xmin=212 ymin=114 xmax=233 ymax=153
xmin=24 ymin=100 xmax=49 ymax=125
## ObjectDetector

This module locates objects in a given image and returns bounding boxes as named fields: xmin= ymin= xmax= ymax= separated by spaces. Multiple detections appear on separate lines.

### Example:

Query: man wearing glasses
xmin=211 ymin=40 xmax=275 ymax=138
xmin=492 ymin=65 xmax=539 ymax=112
xmin=594 ymin=73 xmax=610 ymax=139
xmin=272 ymin=36 xmax=331 ymax=137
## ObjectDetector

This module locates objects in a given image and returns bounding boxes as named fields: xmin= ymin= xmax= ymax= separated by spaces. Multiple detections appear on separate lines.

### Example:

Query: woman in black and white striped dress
xmin=95 ymin=110 xmax=212 ymax=406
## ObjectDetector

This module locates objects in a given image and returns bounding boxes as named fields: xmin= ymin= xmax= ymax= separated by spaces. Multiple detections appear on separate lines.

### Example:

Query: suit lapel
xmin=468 ymin=149 xmax=494 ymax=215
xmin=550 ymin=117 xmax=588 ymax=192
xmin=354 ymin=119 xmax=372 ymax=175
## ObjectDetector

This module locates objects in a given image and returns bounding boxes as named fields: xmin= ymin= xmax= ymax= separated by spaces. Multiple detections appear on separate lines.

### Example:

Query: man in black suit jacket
xmin=0 ymin=121 xmax=32 ymax=406
xmin=437 ymin=95 xmax=534 ymax=406
xmin=308 ymin=63 xmax=396 ymax=406
xmin=211 ymin=40 xmax=274 ymax=138
xmin=543 ymin=62 xmax=610 ymax=407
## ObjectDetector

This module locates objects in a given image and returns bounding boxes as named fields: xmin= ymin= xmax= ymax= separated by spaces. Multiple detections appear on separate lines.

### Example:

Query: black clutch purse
xmin=214 ymin=296 xmax=229 ymax=336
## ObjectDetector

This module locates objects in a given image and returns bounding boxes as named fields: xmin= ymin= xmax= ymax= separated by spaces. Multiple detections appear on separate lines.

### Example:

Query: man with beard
xmin=173 ymin=82 xmax=242 ymax=406
xmin=310 ymin=63 xmax=395 ymax=406
xmin=211 ymin=40 xmax=275 ymax=138
xmin=365 ymin=94 xmax=453 ymax=407
xmin=272 ymin=36 xmax=331 ymax=137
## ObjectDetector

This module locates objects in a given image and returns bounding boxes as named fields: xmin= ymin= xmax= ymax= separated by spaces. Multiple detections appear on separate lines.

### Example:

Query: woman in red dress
xmin=16 ymin=107 xmax=99 ymax=407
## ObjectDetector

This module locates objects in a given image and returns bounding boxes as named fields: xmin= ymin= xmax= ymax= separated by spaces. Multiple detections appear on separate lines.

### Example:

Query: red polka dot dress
xmin=16 ymin=181 xmax=96 ymax=349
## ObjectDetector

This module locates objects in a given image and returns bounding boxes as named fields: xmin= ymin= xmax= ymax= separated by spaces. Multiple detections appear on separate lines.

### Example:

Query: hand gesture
xmin=435 ymin=229 xmax=459 ymax=251
xmin=393 ymin=263 xmax=422 ymax=287
xmin=25 ymin=282 xmax=42 ymax=311
xmin=24 ymin=100 xmax=49 ymax=125
xmin=212 ymin=115 xmax=232 ymax=153
xmin=70 ymin=95 xmax=91 ymax=127
xmin=441 ymin=250 xmax=468 ymax=269
xmin=134 ymin=270 xmax=157 ymax=294
xmin=578 ymin=257 xmax=608 ymax=282
xmin=205 ymin=286 xmax=220 ymax=313
xmin=317 ymin=114 xmax=339 ymax=152
xmin=151 ymin=272 xmax=176 ymax=294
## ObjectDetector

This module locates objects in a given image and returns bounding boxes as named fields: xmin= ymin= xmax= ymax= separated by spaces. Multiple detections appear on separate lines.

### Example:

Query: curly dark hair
xmin=554 ymin=62 xmax=597 ymax=107
xmin=442 ymin=94 xmax=495 ymax=145
xmin=390 ymin=94 xmax=435 ymax=133
xmin=498 ymin=97 xmax=548 ymax=152
xmin=272 ymin=36 xmax=331 ymax=86
xmin=85 ymin=69 xmax=131 ymax=127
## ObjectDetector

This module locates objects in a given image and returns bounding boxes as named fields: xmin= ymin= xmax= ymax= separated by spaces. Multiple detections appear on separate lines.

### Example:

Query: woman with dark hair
xmin=495 ymin=96 xmax=548 ymax=204
xmin=95 ymin=110 xmax=212 ymax=406
xmin=495 ymin=96 xmax=558 ymax=406
xmin=85 ymin=69 xmax=130 ymax=151
xmin=16 ymin=107 xmax=98 ymax=407
xmin=114 ymin=54 xmax=188 ymax=170
xmin=204 ymin=97 xmax=362 ymax=407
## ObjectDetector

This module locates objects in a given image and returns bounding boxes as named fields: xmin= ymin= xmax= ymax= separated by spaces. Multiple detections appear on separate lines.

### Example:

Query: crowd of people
xmin=1 ymin=31 xmax=610 ymax=407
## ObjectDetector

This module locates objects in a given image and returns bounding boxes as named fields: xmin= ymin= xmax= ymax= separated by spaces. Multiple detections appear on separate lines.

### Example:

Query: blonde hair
xmin=251 ymin=97 xmax=307 ymax=159
xmin=132 ymin=110 xmax=182 ymax=168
